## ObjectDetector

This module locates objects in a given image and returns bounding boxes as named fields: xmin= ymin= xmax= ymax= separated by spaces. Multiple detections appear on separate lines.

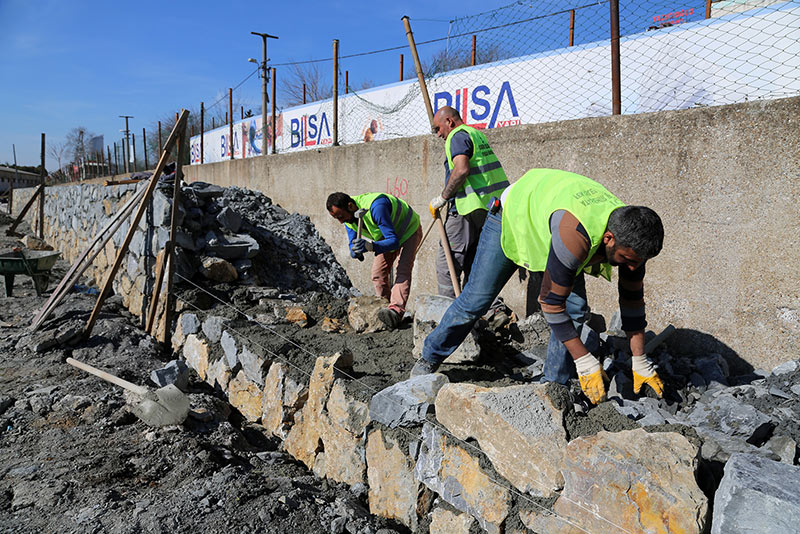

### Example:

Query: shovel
xmin=66 ymin=357 xmax=190 ymax=427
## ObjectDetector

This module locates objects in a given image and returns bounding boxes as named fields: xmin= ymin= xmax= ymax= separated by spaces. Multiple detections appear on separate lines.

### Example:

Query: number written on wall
xmin=386 ymin=176 xmax=408 ymax=198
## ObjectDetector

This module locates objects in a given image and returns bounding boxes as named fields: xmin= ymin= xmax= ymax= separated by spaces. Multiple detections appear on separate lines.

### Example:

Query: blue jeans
xmin=422 ymin=211 xmax=600 ymax=384
xmin=422 ymin=210 xmax=518 ymax=364
xmin=542 ymin=273 xmax=600 ymax=385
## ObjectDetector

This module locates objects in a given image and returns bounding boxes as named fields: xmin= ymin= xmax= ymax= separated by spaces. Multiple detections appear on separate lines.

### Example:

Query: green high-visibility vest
xmin=445 ymin=125 xmax=509 ymax=215
xmin=500 ymin=169 xmax=625 ymax=281
xmin=344 ymin=192 xmax=420 ymax=247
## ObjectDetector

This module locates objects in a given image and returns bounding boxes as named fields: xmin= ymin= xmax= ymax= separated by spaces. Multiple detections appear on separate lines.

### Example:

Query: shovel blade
xmin=129 ymin=385 xmax=189 ymax=427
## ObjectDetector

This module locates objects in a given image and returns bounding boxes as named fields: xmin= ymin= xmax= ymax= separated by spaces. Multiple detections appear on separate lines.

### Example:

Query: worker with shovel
xmin=327 ymin=192 xmax=421 ymax=330
xmin=411 ymin=169 xmax=665 ymax=405
xmin=428 ymin=106 xmax=511 ymax=326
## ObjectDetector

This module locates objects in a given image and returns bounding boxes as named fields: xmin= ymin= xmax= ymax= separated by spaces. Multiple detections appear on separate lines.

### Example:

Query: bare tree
xmin=407 ymin=43 xmax=510 ymax=78
xmin=280 ymin=62 xmax=332 ymax=107
xmin=64 ymin=127 xmax=95 ymax=163
xmin=48 ymin=142 xmax=69 ymax=182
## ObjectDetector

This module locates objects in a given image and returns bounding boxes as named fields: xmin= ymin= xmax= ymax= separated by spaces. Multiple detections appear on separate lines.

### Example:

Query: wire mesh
xmin=190 ymin=0 xmax=799 ymax=161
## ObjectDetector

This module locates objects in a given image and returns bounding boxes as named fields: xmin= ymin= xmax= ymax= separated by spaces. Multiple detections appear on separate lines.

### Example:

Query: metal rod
xmin=143 ymin=128 xmax=148 ymax=169
xmin=164 ymin=126 xmax=187 ymax=347
xmin=569 ymin=9 xmax=575 ymax=46
xmin=271 ymin=67 xmax=277 ymax=154
xmin=332 ymin=39 xmax=339 ymax=146
xmin=402 ymin=16 xmax=434 ymax=127
xmin=39 ymin=133 xmax=45 ymax=239
xmin=471 ymin=35 xmax=476 ymax=66
xmin=610 ymin=0 xmax=621 ymax=115
xmin=107 ymin=146 xmax=112 ymax=177
xmin=120 ymin=115 xmax=133 ymax=173
xmin=228 ymin=88 xmax=234 ymax=159
xmin=345 ymin=70 xmax=349 ymax=94
xmin=11 ymin=144 xmax=19 ymax=213
xmin=113 ymin=143 xmax=118 ymax=175
xmin=158 ymin=120 xmax=163 ymax=153
xmin=399 ymin=54 xmax=404 ymax=81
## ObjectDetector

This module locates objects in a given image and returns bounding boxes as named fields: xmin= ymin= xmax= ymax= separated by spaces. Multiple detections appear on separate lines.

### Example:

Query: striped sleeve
xmin=538 ymin=210 xmax=590 ymax=343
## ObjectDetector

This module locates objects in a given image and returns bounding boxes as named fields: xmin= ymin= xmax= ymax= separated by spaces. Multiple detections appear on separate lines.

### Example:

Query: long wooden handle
xmin=436 ymin=217 xmax=461 ymax=297
xmin=66 ymin=357 xmax=148 ymax=396
xmin=415 ymin=217 xmax=437 ymax=254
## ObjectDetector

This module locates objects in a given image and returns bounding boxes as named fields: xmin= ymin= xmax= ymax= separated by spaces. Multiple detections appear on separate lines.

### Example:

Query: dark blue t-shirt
xmin=443 ymin=130 xmax=473 ymax=213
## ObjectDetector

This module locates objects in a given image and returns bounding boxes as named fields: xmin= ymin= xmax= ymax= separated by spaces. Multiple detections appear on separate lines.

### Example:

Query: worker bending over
xmin=411 ymin=169 xmax=665 ymax=404
xmin=327 ymin=192 xmax=421 ymax=330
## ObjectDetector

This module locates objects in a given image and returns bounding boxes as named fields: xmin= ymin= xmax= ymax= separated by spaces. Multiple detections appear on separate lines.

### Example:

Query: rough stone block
xmin=369 ymin=373 xmax=449 ymax=428
xmin=712 ymin=453 xmax=800 ymax=534
xmin=202 ymin=315 xmax=226 ymax=343
xmin=435 ymin=383 xmax=567 ymax=497
xmin=216 ymin=206 xmax=242 ymax=233
xmin=429 ymin=506 xmax=475 ymax=534
xmin=205 ymin=356 xmax=231 ymax=392
xmin=413 ymin=294 xmax=480 ymax=364
xmin=285 ymin=352 xmax=354 ymax=469
xmin=238 ymin=344 xmax=269 ymax=385
xmin=182 ymin=334 xmax=210 ymax=380
xmin=261 ymin=362 xmax=307 ymax=439
xmin=228 ymin=370 xmax=263 ymax=422
xmin=318 ymin=381 xmax=369 ymax=485
xmin=366 ymin=428 xmax=420 ymax=530
xmin=415 ymin=423 xmax=511 ymax=534
xmin=172 ymin=313 xmax=200 ymax=351
xmin=686 ymin=393 xmax=773 ymax=444
xmin=285 ymin=307 xmax=308 ymax=327
xmin=150 ymin=360 xmax=190 ymax=389
xmin=220 ymin=330 xmax=239 ymax=370
xmin=200 ymin=257 xmax=238 ymax=282
xmin=205 ymin=233 xmax=260 ymax=260
xmin=771 ymin=360 xmax=798 ymax=376
xmin=524 ymin=429 xmax=708 ymax=534
xmin=347 ymin=296 xmax=389 ymax=333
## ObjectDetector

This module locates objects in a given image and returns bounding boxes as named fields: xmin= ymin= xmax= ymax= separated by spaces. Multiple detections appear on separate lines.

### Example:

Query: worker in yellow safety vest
xmin=327 ymin=191 xmax=421 ymax=330
xmin=411 ymin=169 xmax=665 ymax=405
xmin=429 ymin=106 xmax=511 ymax=326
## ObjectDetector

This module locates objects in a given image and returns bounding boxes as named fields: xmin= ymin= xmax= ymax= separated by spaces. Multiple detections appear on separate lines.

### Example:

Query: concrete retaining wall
xmin=185 ymin=97 xmax=800 ymax=371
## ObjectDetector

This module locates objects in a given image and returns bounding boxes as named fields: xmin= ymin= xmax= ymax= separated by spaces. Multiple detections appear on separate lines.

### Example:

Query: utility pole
xmin=119 ymin=115 xmax=133 ymax=173
xmin=251 ymin=31 xmax=278 ymax=156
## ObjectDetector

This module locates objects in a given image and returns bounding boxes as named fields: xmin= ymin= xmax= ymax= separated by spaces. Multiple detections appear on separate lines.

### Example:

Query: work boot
xmin=378 ymin=308 xmax=402 ymax=330
xmin=410 ymin=358 xmax=441 ymax=378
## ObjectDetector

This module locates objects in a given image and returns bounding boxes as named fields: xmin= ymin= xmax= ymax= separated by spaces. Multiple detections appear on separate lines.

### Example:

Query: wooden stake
xmin=83 ymin=110 xmax=189 ymax=339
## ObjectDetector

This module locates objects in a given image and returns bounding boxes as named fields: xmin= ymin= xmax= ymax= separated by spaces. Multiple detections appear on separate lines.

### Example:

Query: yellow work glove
xmin=429 ymin=195 xmax=447 ymax=218
xmin=574 ymin=353 xmax=608 ymax=405
xmin=631 ymin=354 xmax=664 ymax=397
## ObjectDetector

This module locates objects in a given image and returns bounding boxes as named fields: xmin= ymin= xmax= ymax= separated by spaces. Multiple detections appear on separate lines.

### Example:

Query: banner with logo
xmin=191 ymin=3 xmax=798 ymax=164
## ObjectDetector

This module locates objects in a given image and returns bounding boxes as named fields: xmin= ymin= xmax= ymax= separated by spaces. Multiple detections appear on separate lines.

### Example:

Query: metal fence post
xmin=400 ymin=54 xmax=404 ymax=81
xmin=200 ymin=103 xmax=204 ymax=164
xmin=229 ymin=88 xmax=234 ymax=160
xmin=271 ymin=67 xmax=277 ymax=154
xmin=610 ymin=0 xmax=621 ymax=115
xmin=39 ymin=133 xmax=45 ymax=239
xmin=332 ymin=39 xmax=339 ymax=146
xmin=472 ymin=35 xmax=476 ymax=66
xmin=143 ymin=128 xmax=148 ymax=169
xmin=570 ymin=9 xmax=575 ymax=46
xmin=132 ymin=132 xmax=137 ymax=172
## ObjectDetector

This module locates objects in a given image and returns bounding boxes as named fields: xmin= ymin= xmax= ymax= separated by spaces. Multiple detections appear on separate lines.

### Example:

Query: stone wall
xmin=185 ymin=96 xmax=800 ymax=371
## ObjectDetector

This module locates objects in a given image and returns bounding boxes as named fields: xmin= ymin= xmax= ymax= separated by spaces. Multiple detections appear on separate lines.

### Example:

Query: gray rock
xmin=216 ymin=207 xmax=242 ymax=233
xmin=178 ymin=313 xmax=201 ymax=337
xmin=221 ymin=330 xmax=238 ymax=369
xmin=613 ymin=397 xmax=677 ymax=426
xmin=765 ymin=435 xmax=797 ymax=464
xmin=186 ymin=182 xmax=224 ymax=199
xmin=0 ymin=395 xmax=14 ymax=415
xmin=369 ymin=374 xmax=449 ymax=428
xmin=205 ymin=233 xmax=260 ymax=260
xmin=696 ymin=427 xmax=778 ymax=464
xmin=238 ymin=345 xmax=268 ymax=385
xmin=202 ymin=316 xmax=226 ymax=343
xmin=791 ymin=384 xmax=800 ymax=396
xmin=150 ymin=360 xmax=190 ymax=390
xmin=711 ymin=453 xmax=800 ymax=534
xmin=769 ymin=386 xmax=792 ymax=400
xmin=686 ymin=393 xmax=773 ymax=444
xmin=695 ymin=356 xmax=728 ymax=386
xmin=771 ymin=360 xmax=798 ymax=376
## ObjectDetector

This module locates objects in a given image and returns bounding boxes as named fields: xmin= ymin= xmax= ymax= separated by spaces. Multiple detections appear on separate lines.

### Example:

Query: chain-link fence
xmin=191 ymin=0 xmax=799 ymax=163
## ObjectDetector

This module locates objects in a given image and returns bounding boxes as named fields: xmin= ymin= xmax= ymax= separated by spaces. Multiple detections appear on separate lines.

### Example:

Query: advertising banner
xmin=190 ymin=3 xmax=798 ymax=164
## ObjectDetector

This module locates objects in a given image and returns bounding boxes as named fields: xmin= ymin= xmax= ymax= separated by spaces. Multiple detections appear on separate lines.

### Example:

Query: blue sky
xmin=0 ymin=0 xmax=702 ymax=169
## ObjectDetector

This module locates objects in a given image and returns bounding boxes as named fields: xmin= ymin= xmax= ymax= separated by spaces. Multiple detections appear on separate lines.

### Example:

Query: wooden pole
xmin=6 ymin=184 xmax=43 ymax=235
xmin=400 ymin=54 xmax=404 ymax=81
xmin=610 ymin=0 xmax=621 ymax=115
xmin=38 ymin=133 xmax=45 ymax=239
xmin=471 ymin=35 xmax=476 ymax=66
xmin=241 ymin=105 xmax=244 ymax=120
xmin=158 ymin=120 xmax=163 ymax=153
xmin=569 ymin=9 xmax=575 ymax=46
xmin=200 ymin=103 xmax=204 ymax=164
xmin=705 ymin=0 xmax=712 ymax=18
xmin=345 ymin=70 xmax=349 ymax=94
xmin=83 ymin=110 xmax=189 ymax=339
xmin=143 ymin=127 xmax=148 ymax=169
xmin=114 ymin=143 xmax=118 ymax=175
xmin=332 ymin=39 xmax=339 ymax=146
xmin=271 ymin=67 xmax=277 ymax=155
xmin=229 ymin=88 xmax=234 ymax=159
xmin=132 ymin=132 xmax=137 ymax=172
xmin=402 ymin=16 xmax=435 ymax=127
xmin=107 ymin=146 xmax=112 ymax=177
xmin=163 ymin=128 xmax=187 ymax=347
